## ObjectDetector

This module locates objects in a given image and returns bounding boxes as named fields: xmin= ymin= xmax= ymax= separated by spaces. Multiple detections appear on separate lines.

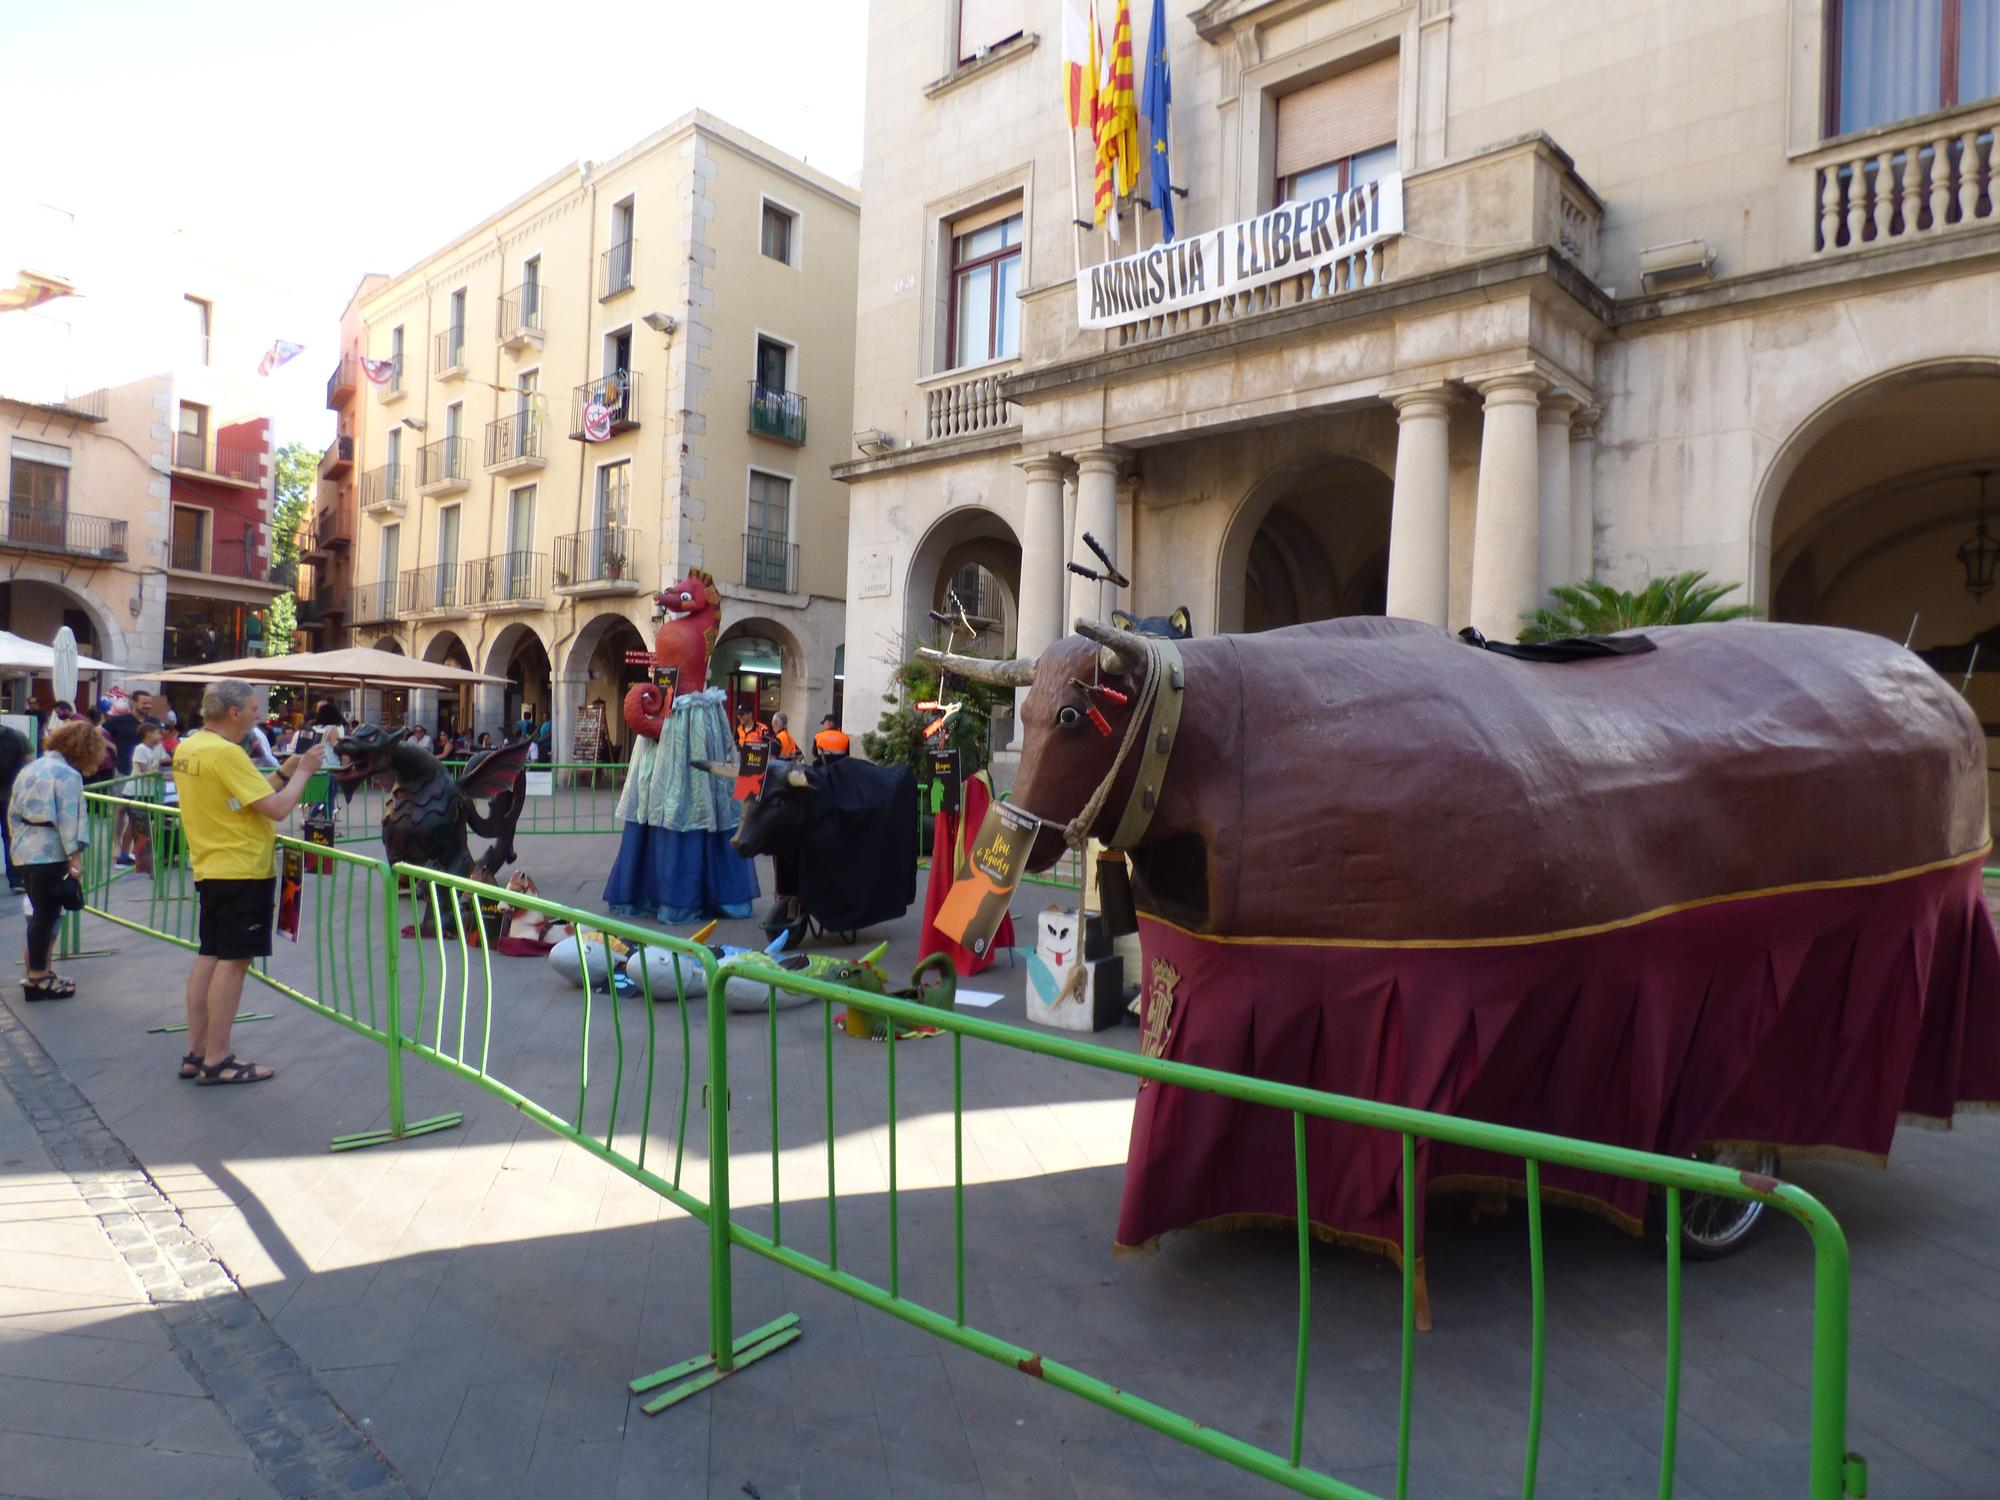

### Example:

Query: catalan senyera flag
xmin=1094 ymin=0 xmax=1140 ymax=241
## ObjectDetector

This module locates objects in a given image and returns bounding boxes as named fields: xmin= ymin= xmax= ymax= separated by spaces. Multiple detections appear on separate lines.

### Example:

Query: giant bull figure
xmin=929 ymin=616 xmax=2000 ymax=1265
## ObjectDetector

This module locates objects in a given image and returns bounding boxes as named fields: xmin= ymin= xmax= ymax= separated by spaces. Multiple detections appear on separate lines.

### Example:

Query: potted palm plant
xmin=602 ymin=546 xmax=626 ymax=582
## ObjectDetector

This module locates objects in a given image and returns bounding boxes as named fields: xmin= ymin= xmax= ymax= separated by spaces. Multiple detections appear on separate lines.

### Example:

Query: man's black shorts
xmin=195 ymin=877 xmax=276 ymax=961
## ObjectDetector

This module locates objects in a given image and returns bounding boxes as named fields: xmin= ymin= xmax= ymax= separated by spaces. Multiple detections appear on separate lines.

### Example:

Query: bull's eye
xmin=1056 ymin=704 xmax=1083 ymax=729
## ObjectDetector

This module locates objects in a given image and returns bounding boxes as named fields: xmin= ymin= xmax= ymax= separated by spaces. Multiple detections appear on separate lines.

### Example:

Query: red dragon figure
xmin=624 ymin=569 xmax=722 ymax=740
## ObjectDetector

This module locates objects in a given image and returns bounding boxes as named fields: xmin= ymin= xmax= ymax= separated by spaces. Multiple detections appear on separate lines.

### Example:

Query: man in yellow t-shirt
xmin=173 ymin=680 xmax=323 ymax=1086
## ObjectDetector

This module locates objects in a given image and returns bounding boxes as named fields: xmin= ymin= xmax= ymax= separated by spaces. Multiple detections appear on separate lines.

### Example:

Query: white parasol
xmin=0 ymin=631 xmax=117 ymax=676
xmin=51 ymin=626 xmax=77 ymax=705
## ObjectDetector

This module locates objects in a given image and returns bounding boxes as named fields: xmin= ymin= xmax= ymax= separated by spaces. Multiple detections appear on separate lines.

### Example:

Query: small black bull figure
xmin=694 ymin=755 xmax=919 ymax=940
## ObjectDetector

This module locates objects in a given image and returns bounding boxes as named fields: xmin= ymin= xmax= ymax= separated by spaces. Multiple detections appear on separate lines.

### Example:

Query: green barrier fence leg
xmin=330 ymin=868 xmax=461 ymax=1152
xmin=630 ymin=965 xmax=799 ymax=1413
xmin=148 ymin=1013 xmax=273 ymax=1035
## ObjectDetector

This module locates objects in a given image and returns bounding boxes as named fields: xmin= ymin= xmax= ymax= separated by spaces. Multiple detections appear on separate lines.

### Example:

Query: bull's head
xmin=653 ymin=569 xmax=720 ymax=618
xmin=701 ymin=758 xmax=816 ymax=859
xmin=921 ymin=618 xmax=1155 ymax=870
xmin=329 ymin=723 xmax=409 ymax=799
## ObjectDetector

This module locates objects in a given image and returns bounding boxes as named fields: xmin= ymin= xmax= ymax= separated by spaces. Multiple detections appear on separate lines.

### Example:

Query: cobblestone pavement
xmin=0 ymin=837 xmax=1995 ymax=1498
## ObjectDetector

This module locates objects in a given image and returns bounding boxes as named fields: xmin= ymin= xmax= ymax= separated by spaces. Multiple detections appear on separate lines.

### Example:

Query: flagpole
xmin=1068 ymin=127 xmax=1087 ymax=277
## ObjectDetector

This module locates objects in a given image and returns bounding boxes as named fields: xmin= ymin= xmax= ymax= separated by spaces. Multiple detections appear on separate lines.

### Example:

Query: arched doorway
xmin=1217 ymin=457 xmax=1393 ymax=633
xmin=904 ymin=506 xmax=1022 ymax=752
xmin=564 ymin=609 xmax=652 ymax=763
xmin=715 ymin=615 xmax=808 ymax=731
xmin=485 ymin=622 xmax=552 ymax=741
xmin=1762 ymin=367 xmax=2000 ymax=829
xmin=0 ymin=576 xmax=122 ymax=715
xmin=422 ymin=631 xmax=473 ymax=737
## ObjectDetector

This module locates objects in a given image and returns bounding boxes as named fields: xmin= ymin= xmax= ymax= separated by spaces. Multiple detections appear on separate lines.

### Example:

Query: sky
xmin=0 ymin=0 xmax=868 ymax=453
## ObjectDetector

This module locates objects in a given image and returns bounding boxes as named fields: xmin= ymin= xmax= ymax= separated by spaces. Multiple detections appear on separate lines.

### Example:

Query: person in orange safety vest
xmin=813 ymin=714 xmax=850 ymax=761
xmin=770 ymin=711 xmax=802 ymax=761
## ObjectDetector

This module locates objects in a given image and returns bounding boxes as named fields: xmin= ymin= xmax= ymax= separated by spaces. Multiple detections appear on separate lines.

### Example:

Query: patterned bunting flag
xmin=257 ymin=339 xmax=304 ymax=376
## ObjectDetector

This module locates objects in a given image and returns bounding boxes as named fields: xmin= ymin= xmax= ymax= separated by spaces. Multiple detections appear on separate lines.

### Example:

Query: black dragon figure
xmin=330 ymin=727 xmax=533 ymax=883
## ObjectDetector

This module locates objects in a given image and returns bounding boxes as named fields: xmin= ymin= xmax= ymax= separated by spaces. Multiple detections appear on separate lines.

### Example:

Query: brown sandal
xmin=196 ymin=1054 xmax=274 ymax=1086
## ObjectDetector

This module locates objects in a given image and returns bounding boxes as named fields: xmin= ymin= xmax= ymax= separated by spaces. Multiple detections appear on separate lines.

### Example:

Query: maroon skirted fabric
xmin=1120 ymin=852 xmax=2000 ymax=1257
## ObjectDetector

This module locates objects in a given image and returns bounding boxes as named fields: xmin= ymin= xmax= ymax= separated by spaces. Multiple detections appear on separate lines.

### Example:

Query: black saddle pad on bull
xmin=796 ymin=758 xmax=918 ymax=933
xmin=1458 ymin=626 xmax=1657 ymax=662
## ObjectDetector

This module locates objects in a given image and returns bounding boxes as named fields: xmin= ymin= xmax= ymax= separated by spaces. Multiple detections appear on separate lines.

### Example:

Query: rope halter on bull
xmin=920 ymin=618 xmax=1185 ymax=852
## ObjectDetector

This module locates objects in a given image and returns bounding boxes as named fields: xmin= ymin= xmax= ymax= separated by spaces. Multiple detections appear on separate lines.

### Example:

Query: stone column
xmin=1070 ymin=448 xmax=1127 ymax=627
xmin=1537 ymin=392 xmax=1580 ymax=599
xmin=473 ymin=681 xmax=507 ymax=741
xmin=1012 ymin=454 xmax=1071 ymax=748
xmin=1569 ymin=407 xmax=1600 ymax=582
xmin=1386 ymin=387 xmax=1455 ymax=625
xmin=552 ymin=670 xmax=587 ymax=764
xmin=1467 ymin=372 xmax=1548 ymax=641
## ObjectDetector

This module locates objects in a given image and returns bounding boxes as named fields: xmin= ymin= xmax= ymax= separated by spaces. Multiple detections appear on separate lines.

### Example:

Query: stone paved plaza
xmin=0 ymin=831 xmax=1996 ymax=1499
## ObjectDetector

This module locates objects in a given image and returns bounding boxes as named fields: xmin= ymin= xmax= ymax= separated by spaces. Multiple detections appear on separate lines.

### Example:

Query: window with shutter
xmin=1273 ymin=55 xmax=1399 ymax=206
xmin=958 ymin=0 xmax=1024 ymax=63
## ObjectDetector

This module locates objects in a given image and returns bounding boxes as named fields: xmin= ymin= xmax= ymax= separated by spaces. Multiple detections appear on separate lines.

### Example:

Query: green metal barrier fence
xmin=309 ymin=761 xmax=630 ymax=845
xmin=68 ymin=790 xmax=1865 ymax=1498
xmin=687 ymin=957 xmax=1866 ymax=1500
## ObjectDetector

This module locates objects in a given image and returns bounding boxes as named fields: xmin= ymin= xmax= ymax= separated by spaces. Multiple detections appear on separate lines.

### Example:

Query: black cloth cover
xmin=1458 ymin=626 xmax=1658 ymax=662
xmin=797 ymin=758 xmax=917 ymax=933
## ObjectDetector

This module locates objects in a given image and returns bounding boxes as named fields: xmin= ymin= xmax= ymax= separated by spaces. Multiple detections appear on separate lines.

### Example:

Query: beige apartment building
xmin=340 ymin=111 xmax=859 ymax=755
xmin=0 ymin=206 xmax=283 ymax=711
xmin=841 ymin=0 xmax=2000 ymax=782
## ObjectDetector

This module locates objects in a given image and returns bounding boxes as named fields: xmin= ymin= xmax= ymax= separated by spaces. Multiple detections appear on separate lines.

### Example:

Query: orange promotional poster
xmin=932 ymin=799 xmax=1037 ymax=957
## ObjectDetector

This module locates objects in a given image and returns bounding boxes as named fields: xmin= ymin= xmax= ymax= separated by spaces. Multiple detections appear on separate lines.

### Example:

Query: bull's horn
xmin=1074 ymin=618 xmax=1149 ymax=677
xmin=916 ymin=647 xmax=1037 ymax=687
xmin=690 ymin=759 xmax=736 ymax=779
xmin=786 ymin=768 xmax=810 ymax=788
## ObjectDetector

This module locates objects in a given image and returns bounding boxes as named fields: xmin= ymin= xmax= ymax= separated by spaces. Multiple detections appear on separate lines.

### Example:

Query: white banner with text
xmin=1076 ymin=175 xmax=1403 ymax=332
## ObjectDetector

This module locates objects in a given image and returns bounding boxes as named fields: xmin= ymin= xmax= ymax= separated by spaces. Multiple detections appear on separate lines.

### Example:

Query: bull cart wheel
xmin=1645 ymin=1146 xmax=1777 ymax=1261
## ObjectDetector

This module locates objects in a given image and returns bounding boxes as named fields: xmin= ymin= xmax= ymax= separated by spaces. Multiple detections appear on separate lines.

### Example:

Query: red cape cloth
xmin=921 ymin=772 xmax=1014 ymax=975
xmin=1120 ymin=854 xmax=2000 ymax=1260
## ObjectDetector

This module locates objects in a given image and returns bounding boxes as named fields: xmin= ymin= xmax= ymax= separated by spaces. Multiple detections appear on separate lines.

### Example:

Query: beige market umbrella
xmin=151 ymin=646 xmax=508 ymax=690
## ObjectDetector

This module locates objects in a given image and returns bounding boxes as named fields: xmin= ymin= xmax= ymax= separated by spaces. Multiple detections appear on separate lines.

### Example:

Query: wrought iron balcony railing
xmin=570 ymin=371 xmax=639 ymax=439
xmin=434 ymin=324 xmax=467 ymax=375
xmin=463 ymin=550 xmax=547 ymax=608
xmin=352 ymin=580 xmax=398 ymax=624
xmin=553 ymin=526 xmax=639 ymax=588
xmin=173 ymin=435 xmax=262 ymax=484
xmin=748 ymin=381 xmax=807 ymax=444
xmin=418 ymin=437 xmax=470 ymax=492
xmin=600 ymin=238 xmax=634 ymax=298
xmin=319 ymin=433 xmax=354 ymax=476
xmin=360 ymin=464 xmax=408 ymax=512
xmin=407 ymin=562 xmax=462 ymax=613
xmin=498 ymin=283 xmax=545 ymax=345
xmin=327 ymin=357 xmax=357 ymax=408
xmin=484 ymin=412 xmax=544 ymax=470
xmin=0 ymin=506 xmax=127 ymax=561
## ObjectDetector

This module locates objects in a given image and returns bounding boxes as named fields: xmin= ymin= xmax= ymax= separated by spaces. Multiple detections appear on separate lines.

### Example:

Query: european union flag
xmin=1140 ymin=0 xmax=1175 ymax=241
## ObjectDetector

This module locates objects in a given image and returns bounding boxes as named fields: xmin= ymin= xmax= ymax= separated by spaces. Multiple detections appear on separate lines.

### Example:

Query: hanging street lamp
xmin=1959 ymin=469 xmax=2000 ymax=601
